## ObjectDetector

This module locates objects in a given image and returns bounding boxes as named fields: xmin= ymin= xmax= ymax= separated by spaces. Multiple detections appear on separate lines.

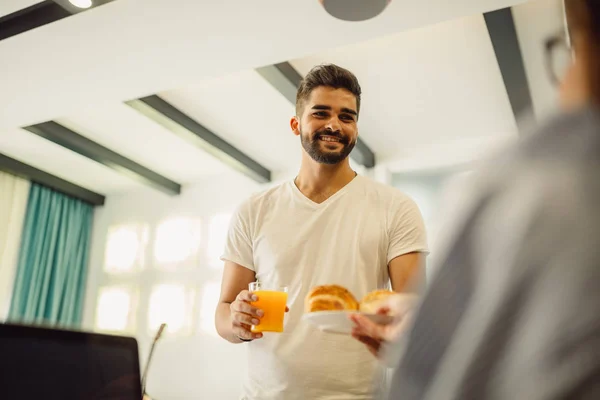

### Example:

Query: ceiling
xmin=0 ymin=0 xmax=42 ymax=17
xmin=291 ymin=13 xmax=517 ymax=162
xmin=0 ymin=0 xmax=565 ymax=200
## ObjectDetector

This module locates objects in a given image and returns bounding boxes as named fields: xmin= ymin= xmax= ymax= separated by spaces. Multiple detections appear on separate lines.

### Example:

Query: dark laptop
xmin=0 ymin=323 xmax=142 ymax=400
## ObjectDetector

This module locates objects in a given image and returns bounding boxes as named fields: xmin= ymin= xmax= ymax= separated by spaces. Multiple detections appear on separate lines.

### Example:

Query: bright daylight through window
xmin=104 ymin=225 xmax=148 ymax=274
xmin=96 ymin=214 xmax=230 ymax=337
xmin=148 ymin=284 xmax=195 ymax=335
xmin=154 ymin=218 xmax=202 ymax=267
xmin=95 ymin=286 xmax=134 ymax=332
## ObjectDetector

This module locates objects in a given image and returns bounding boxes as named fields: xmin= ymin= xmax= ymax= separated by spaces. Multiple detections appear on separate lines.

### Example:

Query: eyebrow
xmin=311 ymin=104 xmax=358 ymax=116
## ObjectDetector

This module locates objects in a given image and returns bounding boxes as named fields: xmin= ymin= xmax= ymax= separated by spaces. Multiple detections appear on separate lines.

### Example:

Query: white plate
xmin=302 ymin=311 xmax=394 ymax=335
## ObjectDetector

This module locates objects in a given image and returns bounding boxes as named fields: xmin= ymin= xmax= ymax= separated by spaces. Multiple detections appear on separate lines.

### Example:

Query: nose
xmin=324 ymin=116 xmax=342 ymax=133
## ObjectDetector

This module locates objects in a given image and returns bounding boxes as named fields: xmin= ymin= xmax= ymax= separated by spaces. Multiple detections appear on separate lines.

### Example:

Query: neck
xmin=295 ymin=155 xmax=356 ymax=203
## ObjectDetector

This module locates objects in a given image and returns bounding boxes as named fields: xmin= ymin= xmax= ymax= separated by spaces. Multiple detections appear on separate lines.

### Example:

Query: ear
xmin=290 ymin=116 xmax=301 ymax=137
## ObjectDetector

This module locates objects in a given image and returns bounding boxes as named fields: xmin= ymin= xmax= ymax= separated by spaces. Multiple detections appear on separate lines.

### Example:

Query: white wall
xmin=83 ymin=170 xmax=284 ymax=400
xmin=513 ymin=0 xmax=565 ymax=121
xmin=391 ymin=167 xmax=474 ymax=278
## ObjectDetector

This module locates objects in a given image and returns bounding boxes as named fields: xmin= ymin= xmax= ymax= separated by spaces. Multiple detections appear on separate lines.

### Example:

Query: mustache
xmin=313 ymin=130 xmax=349 ymax=144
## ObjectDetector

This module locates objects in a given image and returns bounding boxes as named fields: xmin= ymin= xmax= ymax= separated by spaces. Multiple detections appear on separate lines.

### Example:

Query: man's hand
xmin=229 ymin=290 xmax=291 ymax=341
xmin=230 ymin=290 xmax=265 ymax=341
xmin=216 ymin=262 xmax=291 ymax=343
xmin=350 ymin=294 xmax=418 ymax=358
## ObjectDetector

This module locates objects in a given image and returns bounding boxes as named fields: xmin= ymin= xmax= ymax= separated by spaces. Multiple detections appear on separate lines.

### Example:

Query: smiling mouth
xmin=318 ymin=135 xmax=343 ymax=143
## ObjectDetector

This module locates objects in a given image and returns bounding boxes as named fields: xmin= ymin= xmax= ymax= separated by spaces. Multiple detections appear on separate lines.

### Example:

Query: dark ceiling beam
xmin=0 ymin=0 xmax=116 ymax=42
xmin=484 ymin=8 xmax=534 ymax=135
xmin=0 ymin=153 xmax=105 ymax=206
xmin=126 ymin=95 xmax=272 ymax=184
xmin=24 ymin=121 xmax=181 ymax=196
xmin=256 ymin=62 xmax=376 ymax=168
xmin=0 ymin=1 xmax=67 ymax=41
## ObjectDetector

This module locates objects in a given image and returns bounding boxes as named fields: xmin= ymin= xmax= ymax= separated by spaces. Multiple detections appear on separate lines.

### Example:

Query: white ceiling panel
xmin=0 ymin=129 xmax=146 ymax=194
xmin=161 ymin=70 xmax=300 ymax=174
xmin=291 ymin=14 xmax=518 ymax=161
xmin=0 ymin=0 xmax=554 ymax=190
xmin=56 ymin=102 xmax=229 ymax=184
xmin=0 ymin=0 xmax=42 ymax=18
xmin=0 ymin=0 xmax=528 ymax=132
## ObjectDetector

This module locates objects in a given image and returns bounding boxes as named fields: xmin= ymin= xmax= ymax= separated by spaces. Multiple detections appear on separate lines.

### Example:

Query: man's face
xmin=292 ymin=86 xmax=358 ymax=165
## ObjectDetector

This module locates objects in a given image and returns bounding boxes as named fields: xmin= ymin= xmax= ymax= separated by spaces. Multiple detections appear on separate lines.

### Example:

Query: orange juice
xmin=250 ymin=290 xmax=288 ymax=333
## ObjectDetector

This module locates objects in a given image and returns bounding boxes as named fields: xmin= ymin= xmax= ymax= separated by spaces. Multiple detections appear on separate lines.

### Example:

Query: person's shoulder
xmin=236 ymin=181 xmax=291 ymax=212
xmin=359 ymin=176 xmax=412 ymax=201
xmin=357 ymin=175 xmax=416 ymax=205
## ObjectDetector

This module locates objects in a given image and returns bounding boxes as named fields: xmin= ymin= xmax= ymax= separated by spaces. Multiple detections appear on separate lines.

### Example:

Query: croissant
xmin=305 ymin=284 xmax=359 ymax=312
xmin=359 ymin=289 xmax=396 ymax=314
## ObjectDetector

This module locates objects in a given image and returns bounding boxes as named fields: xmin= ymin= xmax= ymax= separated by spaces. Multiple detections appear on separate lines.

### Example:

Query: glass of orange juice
xmin=249 ymin=282 xmax=288 ymax=333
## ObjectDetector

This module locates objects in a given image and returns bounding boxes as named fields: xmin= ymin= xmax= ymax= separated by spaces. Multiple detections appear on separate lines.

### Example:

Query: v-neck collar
xmin=290 ymin=174 xmax=361 ymax=208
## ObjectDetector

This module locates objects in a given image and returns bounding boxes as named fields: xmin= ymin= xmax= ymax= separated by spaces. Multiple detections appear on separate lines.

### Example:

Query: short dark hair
xmin=295 ymin=64 xmax=362 ymax=117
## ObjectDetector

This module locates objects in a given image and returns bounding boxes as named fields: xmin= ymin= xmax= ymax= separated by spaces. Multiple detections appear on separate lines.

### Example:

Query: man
xmin=351 ymin=1 xmax=600 ymax=399
xmin=215 ymin=64 xmax=428 ymax=400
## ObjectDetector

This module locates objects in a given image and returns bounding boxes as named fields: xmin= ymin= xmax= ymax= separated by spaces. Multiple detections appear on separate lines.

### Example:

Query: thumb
xmin=352 ymin=314 xmax=385 ymax=341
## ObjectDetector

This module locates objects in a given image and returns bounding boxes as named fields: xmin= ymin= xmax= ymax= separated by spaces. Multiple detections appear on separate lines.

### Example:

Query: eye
xmin=340 ymin=114 xmax=355 ymax=121
xmin=313 ymin=111 xmax=328 ymax=117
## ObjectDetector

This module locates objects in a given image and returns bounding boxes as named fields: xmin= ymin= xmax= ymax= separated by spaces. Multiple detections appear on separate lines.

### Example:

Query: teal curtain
xmin=9 ymin=183 xmax=94 ymax=327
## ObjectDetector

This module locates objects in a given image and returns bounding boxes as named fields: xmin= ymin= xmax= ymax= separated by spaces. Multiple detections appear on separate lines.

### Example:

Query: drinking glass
xmin=248 ymin=282 xmax=288 ymax=333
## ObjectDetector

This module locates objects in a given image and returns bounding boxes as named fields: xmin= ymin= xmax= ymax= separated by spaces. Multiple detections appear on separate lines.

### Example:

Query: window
xmin=148 ymin=284 xmax=195 ymax=336
xmin=199 ymin=281 xmax=221 ymax=336
xmin=94 ymin=286 xmax=136 ymax=333
xmin=154 ymin=218 xmax=202 ymax=268
xmin=104 ymin=225 xmax=148 ymax=274
xmin=96 ymin=212 xmax=231 ymax=339
xmin=207 ymin=214 xmax=231 ymax=268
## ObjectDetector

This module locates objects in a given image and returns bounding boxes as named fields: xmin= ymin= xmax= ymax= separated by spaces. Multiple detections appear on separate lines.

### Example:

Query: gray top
xmin=388 ymin=106 xmax=600 ymax=400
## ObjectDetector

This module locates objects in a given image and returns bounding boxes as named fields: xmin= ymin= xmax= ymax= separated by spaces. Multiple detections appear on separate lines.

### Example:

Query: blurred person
xmin=215 ymin=64 xmax=428 ymax=400
xmin=351 ymin=1 xmax=600 ymax=399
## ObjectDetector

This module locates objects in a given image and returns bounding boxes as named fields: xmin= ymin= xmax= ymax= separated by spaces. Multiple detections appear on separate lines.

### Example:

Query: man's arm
xmin=389 ymin=252 xmax=426 ymax=294
xmin=215 ymin=261 xmax=260 ymax=343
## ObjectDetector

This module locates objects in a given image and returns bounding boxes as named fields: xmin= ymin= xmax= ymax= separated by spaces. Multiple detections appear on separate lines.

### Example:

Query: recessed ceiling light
xmin=319 ymin=0 xmax=391 ymax=22
xmin=69 ymin=0 xmax=93 ymax=9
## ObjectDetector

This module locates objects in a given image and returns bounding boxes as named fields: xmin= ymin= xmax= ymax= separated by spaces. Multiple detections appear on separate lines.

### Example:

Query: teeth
xmin=320 ymin=137 xmax=340 ymax=142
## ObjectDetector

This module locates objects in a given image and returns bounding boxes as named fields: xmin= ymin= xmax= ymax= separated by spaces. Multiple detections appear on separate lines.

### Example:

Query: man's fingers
xmin=233 ymin=311 xmax=260 ymax=326
xmin=237 ymin=290 xmax=258 ymax=303
xmin=350 ymin=314 xmax=385 ymax=341
xmin=233 ymin=323 xmax=262 ymax=340
xmin=233 ymin=324 xmax=253 ymax=340
xmin=351 ymin=332 xmax=381 ymax=357
xmin=349 ymin=295 xmax=419 ymax=352
xmin=231 ymin=300 xmax=264 ymax=317
xmin=354 ymin=334 xmax=380 ymax=350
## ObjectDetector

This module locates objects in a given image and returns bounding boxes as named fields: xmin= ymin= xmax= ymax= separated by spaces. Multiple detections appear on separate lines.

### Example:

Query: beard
xmin=300 ymin=128 xmax=356 ymax=165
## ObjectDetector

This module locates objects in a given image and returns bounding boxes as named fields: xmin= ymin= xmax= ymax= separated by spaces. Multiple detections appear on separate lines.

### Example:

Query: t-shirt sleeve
xmin=387 ymin=196 xmax=429 ymax=264
xmin=220 ymin=200 xmax=255 ymax=271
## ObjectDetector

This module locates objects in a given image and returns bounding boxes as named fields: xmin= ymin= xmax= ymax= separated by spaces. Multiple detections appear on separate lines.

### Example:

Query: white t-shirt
xmin=221 ymin=175 xmax=428 ymax=400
